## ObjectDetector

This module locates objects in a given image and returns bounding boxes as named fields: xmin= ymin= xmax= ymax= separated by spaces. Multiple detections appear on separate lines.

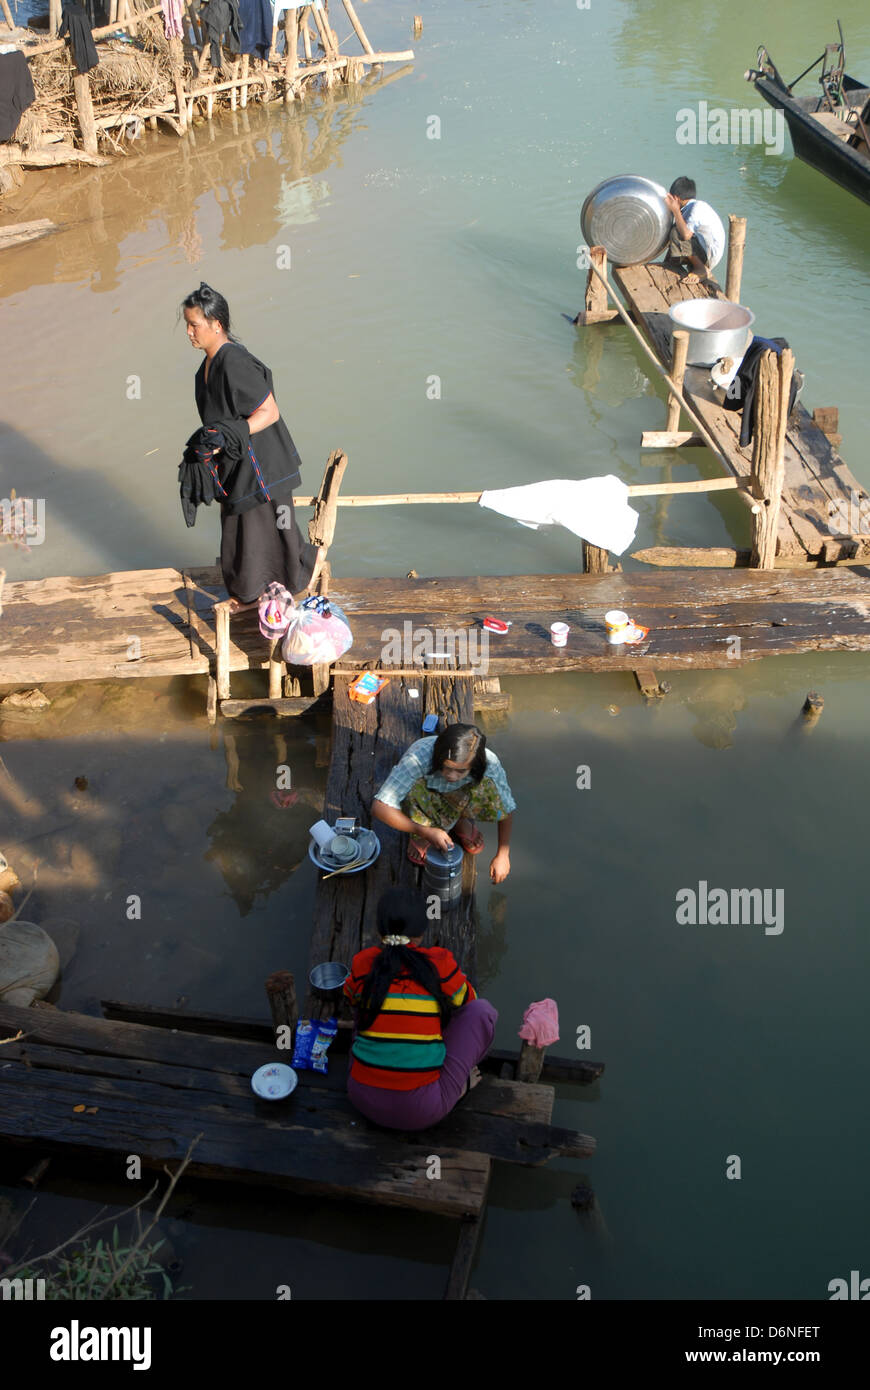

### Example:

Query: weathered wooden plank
xmin=0 ymin=1061 xmax=490 ymax=1217
xmin=5 ymin=567 xmax=870 ymax=689
xmin=445 ymin=1216 xmax=485 ymax=1300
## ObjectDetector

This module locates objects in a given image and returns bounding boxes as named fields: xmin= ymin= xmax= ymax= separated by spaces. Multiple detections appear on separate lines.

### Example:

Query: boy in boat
xmin=663 ymin=177 xmax=726 ymax=283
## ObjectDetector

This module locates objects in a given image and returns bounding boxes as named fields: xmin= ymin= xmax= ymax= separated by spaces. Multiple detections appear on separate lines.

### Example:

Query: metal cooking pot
xmin=580 ymin=175 xmax=673 ymax=267
xmin=668 ymin=300 xmax=755 ymax=367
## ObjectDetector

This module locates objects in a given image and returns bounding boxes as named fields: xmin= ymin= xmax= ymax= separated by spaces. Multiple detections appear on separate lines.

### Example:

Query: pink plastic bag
xmin=281 ymin=596 xmax=353 ymax=666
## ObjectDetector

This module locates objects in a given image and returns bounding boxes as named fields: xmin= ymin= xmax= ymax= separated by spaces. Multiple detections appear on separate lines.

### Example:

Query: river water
xmin=1 ymin=0 xmax=869 ymax=1300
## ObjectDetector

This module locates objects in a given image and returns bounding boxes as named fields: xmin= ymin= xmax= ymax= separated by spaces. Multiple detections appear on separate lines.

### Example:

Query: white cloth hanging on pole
xmin=478 ymin=476 xmax=639 ymax=555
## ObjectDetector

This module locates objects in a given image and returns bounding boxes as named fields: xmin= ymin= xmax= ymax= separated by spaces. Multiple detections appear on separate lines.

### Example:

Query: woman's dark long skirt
xmin=220 ymin=494 xmax=319 ymax=603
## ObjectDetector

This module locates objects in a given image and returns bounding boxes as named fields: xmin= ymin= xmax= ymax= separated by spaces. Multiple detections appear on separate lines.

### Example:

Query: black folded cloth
xmin=0 ymin=51 xmax=36 ymax=143
xmin=179 ymin=418 xmax=252 ymax=527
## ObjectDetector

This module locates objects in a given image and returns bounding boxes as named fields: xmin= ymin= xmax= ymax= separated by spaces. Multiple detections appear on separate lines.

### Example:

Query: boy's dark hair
xmin=670 ymin=177 xmax=696 ymax=201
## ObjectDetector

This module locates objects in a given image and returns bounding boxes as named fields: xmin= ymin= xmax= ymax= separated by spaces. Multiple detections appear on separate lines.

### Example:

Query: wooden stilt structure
xmin=1 ymin=0 xmax=416 ymax=180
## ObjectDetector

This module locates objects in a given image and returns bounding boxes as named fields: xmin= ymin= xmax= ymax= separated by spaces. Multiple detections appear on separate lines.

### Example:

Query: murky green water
xmin=1 ymin=0 xmax=869 ymax=1299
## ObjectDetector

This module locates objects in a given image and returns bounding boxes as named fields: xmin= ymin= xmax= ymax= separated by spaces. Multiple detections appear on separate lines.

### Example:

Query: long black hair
xmin=355 ymin=888 xmax=455 ymax=1033
xmin=431 ymin=722 xmax=487 ymax=783
xmin=180 ymin=282 xmax=238 ymax=340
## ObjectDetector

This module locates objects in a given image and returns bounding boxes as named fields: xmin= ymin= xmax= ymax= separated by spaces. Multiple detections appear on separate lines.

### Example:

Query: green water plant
xmin=12 ymin=1226 xmax=174 ymax=1300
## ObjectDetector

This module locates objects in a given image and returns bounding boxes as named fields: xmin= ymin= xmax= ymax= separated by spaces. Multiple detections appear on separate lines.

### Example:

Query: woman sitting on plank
xmin=372 ymin=722 xmax=515 ymax=884
xmin=343 ymin=888 xmax=498 ymax=1130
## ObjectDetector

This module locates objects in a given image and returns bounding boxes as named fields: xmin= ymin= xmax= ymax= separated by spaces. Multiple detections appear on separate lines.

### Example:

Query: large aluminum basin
xmin=668 ymin=299 xmax=755 ymax=367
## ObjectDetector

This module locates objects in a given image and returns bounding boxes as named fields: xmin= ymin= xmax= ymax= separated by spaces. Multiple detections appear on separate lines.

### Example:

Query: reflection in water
xmin=205 ymin=718 xmax=325 ymax=915
xmin=0 ymin=79 xmax=390 ymax=299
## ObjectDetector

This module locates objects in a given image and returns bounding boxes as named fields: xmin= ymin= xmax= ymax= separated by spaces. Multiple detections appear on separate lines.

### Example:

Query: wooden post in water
xmin=582 ymin=539 xmax=610 ymax=573
xmin=725 ymin=215 xmax=747 ymax=303
xmin=73 ymin=72 xmax=99 ymax=156
xmin=801 ymin=691 xmax=824 ymax=728
xmin=215 ymin=601 xmax=231 ymax=701
xmin=284 ymin=9 xmax=299 ymax=102
xmin=665 ymin=329 xmax=690 ymax=433
xmin=517 ymin=1040 xmax=546 ymax=1084
xmin=574 ymin=246 xmax=620 ymax=326
xmin=265 ymin=970 xmax=298 ymax=1040
xmin=750 ymin=349 xmax=793 ymax=569
xmin=240 ymin=53 xmax=250 ymax=106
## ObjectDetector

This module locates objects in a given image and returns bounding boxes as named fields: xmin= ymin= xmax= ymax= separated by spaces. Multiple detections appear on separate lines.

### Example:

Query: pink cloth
xmin=518 ymin=998 xmax=560 ymax=1047
xmin=162 ymin=0 xmax=184 ymax=39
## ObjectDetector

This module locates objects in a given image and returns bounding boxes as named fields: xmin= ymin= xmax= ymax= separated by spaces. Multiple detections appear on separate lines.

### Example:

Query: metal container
xmin=309 ymin=962 xmax=350 ymax=993
xmin=668 ymin=300 xmax=756 ymax=367
xmin=423 ymin=844 xmax=464 ymax=905
xmin=580 ymin=175 xmax=673 ymax=267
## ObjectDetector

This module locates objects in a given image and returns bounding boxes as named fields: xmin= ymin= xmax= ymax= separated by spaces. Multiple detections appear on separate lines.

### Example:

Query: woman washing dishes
xmin=181 ymin=283 xmax=326 ymax=609
xmin=343 ymin=888 xmax=498 ymax=1130
xmin=372 ymin=722 xmax=515 ymax=884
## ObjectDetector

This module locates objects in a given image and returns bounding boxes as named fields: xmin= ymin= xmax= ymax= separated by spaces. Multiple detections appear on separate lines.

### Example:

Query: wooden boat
xmin=745 ymin=26 xmax=870 ymax=206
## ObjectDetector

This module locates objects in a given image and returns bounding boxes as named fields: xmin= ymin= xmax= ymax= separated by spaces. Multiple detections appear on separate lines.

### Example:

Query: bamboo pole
xmin=750 ymin=350 xmax=793 ymax=568
xmin=292 ymin=476 xmax=749 ymax=508
xmin=240 ymin=52 xmax=250 ymax=107
xmin=1 ymin=0 xmax=16 ymax=28
xmin=49 ymin=0 xmax=61 ymax=36
xmin=665 ymin=329 xmax=689 ymax=433
xmin=300 ymin=6 xmax=312 ymax=60
xmin=725 ymin=215 xmax=747 ymax=304
xmin=342 ymin=0 xmax=375 ymax=53
xmin=574 ymin=245 xmax=619 ymax=326
xmin=284 ymin=9 xmax=299 ymax=101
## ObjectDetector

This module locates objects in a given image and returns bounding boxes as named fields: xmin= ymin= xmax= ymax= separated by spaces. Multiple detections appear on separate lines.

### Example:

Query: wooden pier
xmin=5 ymin=560 xmax=870 ymax=720
xmin=575 ymin=222 xmax=870 ymax=570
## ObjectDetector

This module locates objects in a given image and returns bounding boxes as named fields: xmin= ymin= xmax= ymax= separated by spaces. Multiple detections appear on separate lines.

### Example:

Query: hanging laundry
xmin=238 ymin=0 xmax=274 ymax=59
xmin=59 ymin=2 xmax=100 ymax=76
xmin=162 ymin=0 xmax=185 ymax=40
xmin=478 ymin=476 xmax=639 ymax=556
xmin=0 ymin=51 xmax=36 ymax=143
xmin=203 ymin=0 xmax=241 ymax=71
xmin=720 ymin=336 xmax=801 ymax=449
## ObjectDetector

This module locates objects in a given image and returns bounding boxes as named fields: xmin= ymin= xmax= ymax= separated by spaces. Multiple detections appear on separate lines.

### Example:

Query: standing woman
xmin=343 ymin=888 xmax=498 ymax=1131
xmin=181 ymin=283 xmax=325 ymax=606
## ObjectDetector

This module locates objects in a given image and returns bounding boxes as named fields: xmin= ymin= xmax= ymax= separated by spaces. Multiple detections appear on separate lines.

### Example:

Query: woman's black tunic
xmin=194 ymin=341 xmax=317 ymax=602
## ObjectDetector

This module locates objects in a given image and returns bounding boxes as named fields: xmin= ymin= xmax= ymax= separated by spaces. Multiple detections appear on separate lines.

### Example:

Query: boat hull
xmin=754 ymin=74 xmax=870 ymax=206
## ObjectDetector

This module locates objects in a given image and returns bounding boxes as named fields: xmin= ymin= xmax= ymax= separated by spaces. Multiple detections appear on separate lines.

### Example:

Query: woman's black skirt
xmin=220 ymin=493 xmax=318 ymax=603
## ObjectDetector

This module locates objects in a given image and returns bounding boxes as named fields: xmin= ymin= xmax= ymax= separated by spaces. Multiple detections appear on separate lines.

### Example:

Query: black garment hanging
xmin=0 ymin=51 xmax=36 ymax=143
xmin=59 ymin=2 xmax=100 ymax=76
xmin=721 ymin=336 xmax=800 ymax=448
xmin=202 ymin=0 xmax=241 ymax=71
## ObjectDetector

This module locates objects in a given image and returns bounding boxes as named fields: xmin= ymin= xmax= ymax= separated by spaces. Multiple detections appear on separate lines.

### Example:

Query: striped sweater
xmin=343 ymin=945 xmax=477 ymax=1090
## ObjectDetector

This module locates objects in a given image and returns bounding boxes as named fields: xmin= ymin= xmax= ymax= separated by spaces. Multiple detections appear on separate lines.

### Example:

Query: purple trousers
xmin=347 ymin=998 xmax=498 ymax=1131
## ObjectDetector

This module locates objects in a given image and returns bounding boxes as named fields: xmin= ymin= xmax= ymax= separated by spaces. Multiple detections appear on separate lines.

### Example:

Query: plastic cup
xmin=605 ymin=610 xmax=631 ymax=644
xmin=550 ymin=622 xmax=570 ymax=647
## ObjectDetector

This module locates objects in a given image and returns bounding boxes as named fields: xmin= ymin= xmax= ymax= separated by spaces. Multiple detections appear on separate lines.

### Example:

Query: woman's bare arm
xmin=247 ymin=392 xmax=280 ymax=435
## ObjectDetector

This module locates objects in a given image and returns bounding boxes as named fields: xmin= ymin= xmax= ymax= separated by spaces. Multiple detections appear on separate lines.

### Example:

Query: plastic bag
xmin=281 ymin=596 xmax=353 ymax=666
xmin=258 ymin=582 xmax=296 ymax=640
